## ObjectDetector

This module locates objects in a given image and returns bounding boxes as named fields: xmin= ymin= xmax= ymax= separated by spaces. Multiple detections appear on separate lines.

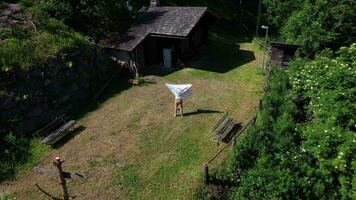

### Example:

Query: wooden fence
xmin=203 ymin=54 xmax=272 ymax=184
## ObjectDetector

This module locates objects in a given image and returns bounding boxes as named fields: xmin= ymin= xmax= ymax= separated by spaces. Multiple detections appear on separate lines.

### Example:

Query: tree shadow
xmin=185 ymin=21 xmax=255 ymax=73
xmin=209 ymin=176 xmax=239 ymax=187
xmin=186 ymin=43 xmax=255 ymax=73
xmin=184 ymin=109 xmax=222 ymax=117
xmin=69 ymin=71 xmax=132 ymax=120
xmin=208 ymin=20 xmax=254 ymax=44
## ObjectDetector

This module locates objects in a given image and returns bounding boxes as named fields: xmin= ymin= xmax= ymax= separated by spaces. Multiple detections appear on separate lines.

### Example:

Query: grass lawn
xmin=1 ymin=24 xmax=265 ymax=199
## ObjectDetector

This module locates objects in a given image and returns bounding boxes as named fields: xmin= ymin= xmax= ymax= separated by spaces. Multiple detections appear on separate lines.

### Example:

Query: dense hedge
xmin=208 ymin=44 xmax=355 ymax=199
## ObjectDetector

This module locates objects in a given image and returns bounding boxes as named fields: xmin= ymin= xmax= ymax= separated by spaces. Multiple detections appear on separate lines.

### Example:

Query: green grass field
xmin=1 ymin=24 xmax=265 ymax=199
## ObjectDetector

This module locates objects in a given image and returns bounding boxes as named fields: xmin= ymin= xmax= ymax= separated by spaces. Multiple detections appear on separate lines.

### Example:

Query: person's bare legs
xmin=174 ymin=99 xmax=183 ymax=117
xmin=174 ymin=100 xmax=177 ymax=117
xmin=180 ymin=100 xmax=183 ymax=116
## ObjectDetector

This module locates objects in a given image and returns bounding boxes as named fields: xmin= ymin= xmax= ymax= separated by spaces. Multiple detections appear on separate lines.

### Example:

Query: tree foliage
xmin=216 ymin=44 xmax=356 ymax=199
xmin=263 ymin=0 xmax=356 ymax=56
xmin=42 ymin=0 xmax=132 ymax=41
xmin=262 ymin=0 xmax=302 ymax=29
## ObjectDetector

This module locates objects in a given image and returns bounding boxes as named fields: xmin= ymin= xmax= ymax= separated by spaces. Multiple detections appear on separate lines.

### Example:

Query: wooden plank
xmin=215 ymin=120 xmax=229 ymax=139
xmin=32 ymin=115 xmax=65 ymax=137
xmin=215 ymin=118 xmax=233 ymax=140
xmin=220 ymin=120 xmax=235 ymax=139
xmin=214 ymin=117 xmax=231 ymax=135
xmin=213 ymin=112 xmax=229 ymax=130
xmin=42 ymin=120 xmax=76 ymax=145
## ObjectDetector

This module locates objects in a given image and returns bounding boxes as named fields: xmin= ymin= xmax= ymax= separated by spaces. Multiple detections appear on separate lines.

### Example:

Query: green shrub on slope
xmin=222 ymin=44 xmax=355 ymax=199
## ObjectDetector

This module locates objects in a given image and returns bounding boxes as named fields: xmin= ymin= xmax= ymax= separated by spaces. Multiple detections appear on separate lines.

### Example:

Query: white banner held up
xmin=165 ymin=84 xmax=192 ymax=100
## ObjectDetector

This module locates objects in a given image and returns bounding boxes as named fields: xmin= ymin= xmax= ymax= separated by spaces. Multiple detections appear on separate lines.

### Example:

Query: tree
xmin=262 ymin=0 xmax=356 ymax=57
xmin=224 ymin=43 xmax=356 ymax=199
xmin=262 ymin=0 xmax=302 ymax=29
xmin=43 ymin=0 xmax=132 ymax=41
xmin=282 ymin=0 xmax=355 ymax=56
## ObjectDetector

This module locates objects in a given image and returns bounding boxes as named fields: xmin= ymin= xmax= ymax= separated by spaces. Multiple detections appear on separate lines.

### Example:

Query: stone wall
xmin=0 ymin=47 xmax=118 ymax=136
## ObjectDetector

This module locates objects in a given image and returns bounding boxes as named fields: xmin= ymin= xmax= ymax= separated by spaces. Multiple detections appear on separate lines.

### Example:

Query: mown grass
xmin=106 ymin=25 xmax=265 ymax=199
xmin=16 ymin=140 xmax=51 ymax=172
xmin=1 ymin=23 xmax=264 ymax=199
xmin=0 ymin=138 xmax=50 ymax=183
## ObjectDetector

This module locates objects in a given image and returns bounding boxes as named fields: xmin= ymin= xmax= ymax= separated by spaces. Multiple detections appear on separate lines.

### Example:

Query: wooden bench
xmin=213 ymin=112 xmax=240 ymax=143
xmin=33 ymin=115 xmax=77 ymax=145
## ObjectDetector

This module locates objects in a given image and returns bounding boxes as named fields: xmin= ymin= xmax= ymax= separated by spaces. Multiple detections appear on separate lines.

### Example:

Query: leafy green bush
xmin=0 ymin=17 xmax=89 ymax=72
xmin=0 ymin=133 xmax=49 ymax=182
xmin=263 ymin=0 xmax=356 ymax=56
xmin=212 ymin=44 xmax=355 ymax=199
xmin=42 ymin=0 xmax=132 ymax=40
xmin=0 ymin=196 xmax=13 ymax=200
xmin=288 ymin=43 xmax=356 ymax=199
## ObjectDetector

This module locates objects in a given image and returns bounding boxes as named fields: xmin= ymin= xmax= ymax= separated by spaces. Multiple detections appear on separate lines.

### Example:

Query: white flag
xmin=165 ymin=84 xmax=193 ymax=99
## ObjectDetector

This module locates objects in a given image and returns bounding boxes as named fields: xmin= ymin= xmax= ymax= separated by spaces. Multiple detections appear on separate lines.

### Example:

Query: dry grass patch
xmin=1 ymin=25 xmax=265 ymax=199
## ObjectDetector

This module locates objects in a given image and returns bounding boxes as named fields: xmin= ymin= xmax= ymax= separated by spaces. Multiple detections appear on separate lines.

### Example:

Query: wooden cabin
xmin=269 ymin=42 xmax=301 ymax=68
xmin=102 ymin=0 xmax=214 ymax=71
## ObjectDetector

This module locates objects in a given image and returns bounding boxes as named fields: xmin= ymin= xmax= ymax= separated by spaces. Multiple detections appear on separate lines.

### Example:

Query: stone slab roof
xmin=104 ymin=6 xmax=208 ymax=52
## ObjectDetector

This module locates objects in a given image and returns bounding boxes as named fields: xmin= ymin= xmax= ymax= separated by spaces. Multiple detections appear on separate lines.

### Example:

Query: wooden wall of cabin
xmin=131 ymin=42 xmax=145 ymax=70
xmin=144 ymin=37 xmax=160 ymax=66
xmin=180 ymin=16 xmax=210 ymax=60
xmin=144 ymin=36 xmax=182 ymax=67
xmin=270 ymin=47 xmax=284 ymax=66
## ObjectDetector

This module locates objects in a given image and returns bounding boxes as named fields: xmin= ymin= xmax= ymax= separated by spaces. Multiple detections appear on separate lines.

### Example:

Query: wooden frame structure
xmin=33 ymin=115 xmax=76 ymax=145
xmin=34 ymin=157 xmax=85 ymax=200
xmin=212 ymin=112 xmax=239 ymax=143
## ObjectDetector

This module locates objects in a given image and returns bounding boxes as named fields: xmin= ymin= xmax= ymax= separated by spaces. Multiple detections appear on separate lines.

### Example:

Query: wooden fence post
xmin=53 ymin=157 xmax=69 ymax=200
xmin=203 ymin=163 xmax=209 ymax=184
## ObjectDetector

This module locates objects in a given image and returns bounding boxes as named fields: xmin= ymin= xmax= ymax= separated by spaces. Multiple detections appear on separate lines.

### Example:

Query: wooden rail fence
xmin=203 ymin=59 xmax=272 ymax=184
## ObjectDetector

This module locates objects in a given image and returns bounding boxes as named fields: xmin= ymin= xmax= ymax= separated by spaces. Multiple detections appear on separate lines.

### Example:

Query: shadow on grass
xmin=195 ymin=176 xmax=238 ymax=200
xmin=69 ymin=74 xmax=132 ymax=120
xmin=184 ymin=109 xmax=222 ymax=117
xmin=187 ymin=48 xmax=255 ymax=73
xmin=220 ymin=123 xmax=243 ymax=143
xmin=209 ymin=20 xmax=254 ymax=44
xmin=46 ymin=76 xmax=133 ymax=147
xmin=209 ymin=176 xmax=239 ymax=187
xmin=186 ymin=21 xmax=256 ymax=73
xmin=140 ymin=21 xmax=256 ymax=76
xmin=52 ymin=125 xmax=86 ymax=149
xmin=52 ymin=70 xmax=159 ymax=147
